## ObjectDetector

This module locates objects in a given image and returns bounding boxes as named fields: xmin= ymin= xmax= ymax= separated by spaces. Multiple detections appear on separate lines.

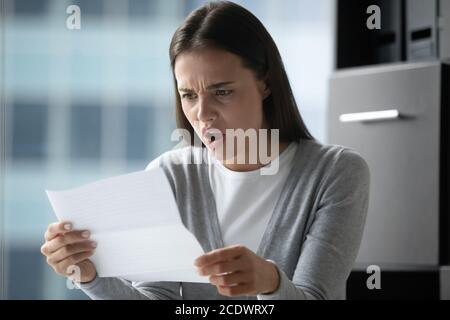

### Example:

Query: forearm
xmin=256 ymin=265 xmax=319 ymax=300
xmin=76 ymin=275 xmax=180 ymax=300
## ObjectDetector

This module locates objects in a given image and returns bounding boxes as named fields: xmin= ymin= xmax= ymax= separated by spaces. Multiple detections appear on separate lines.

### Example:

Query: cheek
xmin=180 ymin=105 xmax=199 ymax=135
xmin=181 ymin=103 xmax=196 ymax=121
xmin=228 ymin=94 xmax=264 ymax=127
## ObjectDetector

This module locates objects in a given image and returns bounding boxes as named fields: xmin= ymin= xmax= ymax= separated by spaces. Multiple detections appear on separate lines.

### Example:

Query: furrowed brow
xmin=178 ymin=82 xmax=234 ymax=92
xmin=178 ymin=87 xmax=195 ymax=93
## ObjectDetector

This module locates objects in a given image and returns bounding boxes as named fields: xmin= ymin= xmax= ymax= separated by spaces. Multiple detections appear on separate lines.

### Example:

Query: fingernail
xmin=81 ymin=231 xmax=90 ymax=238
xmin=197 ymin=268 xmax=203 ymax=275
xmin=64 ymin=223 xmax=72 ymax=231
xmin=91 ymin=241 xmax=97 ymax=248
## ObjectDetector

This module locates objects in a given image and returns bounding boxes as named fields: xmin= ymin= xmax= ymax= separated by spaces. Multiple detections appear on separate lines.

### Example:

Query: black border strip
xmin=439 ymin=62 xmax=450 ymax=265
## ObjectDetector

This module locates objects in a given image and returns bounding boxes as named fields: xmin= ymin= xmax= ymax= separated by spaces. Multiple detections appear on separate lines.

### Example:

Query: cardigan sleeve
xmin=76 ymin=275 xmax=182 ymax=300
xmin=258 ymin=148 xmax=370 ymax=300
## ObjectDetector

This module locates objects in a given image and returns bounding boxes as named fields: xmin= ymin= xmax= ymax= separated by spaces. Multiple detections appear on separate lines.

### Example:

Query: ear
xmin=262 ymin=83 xmax=271 ymax=100
xmin=258 ymin=77 xmax=271 ymax=100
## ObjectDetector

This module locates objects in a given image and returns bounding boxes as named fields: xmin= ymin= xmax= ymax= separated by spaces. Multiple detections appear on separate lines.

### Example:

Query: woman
xmin=40 ymin=1 xmax=370 ymax=300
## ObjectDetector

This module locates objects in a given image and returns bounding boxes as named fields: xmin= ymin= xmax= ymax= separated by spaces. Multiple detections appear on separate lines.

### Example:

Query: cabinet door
xmin=328 ymin=62 xmax=441 ymax=267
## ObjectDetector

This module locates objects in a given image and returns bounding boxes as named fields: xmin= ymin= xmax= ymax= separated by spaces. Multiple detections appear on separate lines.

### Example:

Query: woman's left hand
xmin=194 ymin=244 xmax=280 ymax=297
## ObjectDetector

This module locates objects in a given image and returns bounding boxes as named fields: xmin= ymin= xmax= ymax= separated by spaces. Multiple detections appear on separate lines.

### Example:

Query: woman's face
xmin=174 ymin=47 xmax=270 ymax=164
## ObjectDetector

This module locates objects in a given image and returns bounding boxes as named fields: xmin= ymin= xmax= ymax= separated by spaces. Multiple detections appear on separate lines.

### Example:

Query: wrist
xmin=261 ymin=259 xmax=280 ymax=294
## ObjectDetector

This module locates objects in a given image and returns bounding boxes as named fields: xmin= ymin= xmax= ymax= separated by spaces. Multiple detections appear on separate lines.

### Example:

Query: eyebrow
xmin=178 ymin=82 xmax=235 ymax=92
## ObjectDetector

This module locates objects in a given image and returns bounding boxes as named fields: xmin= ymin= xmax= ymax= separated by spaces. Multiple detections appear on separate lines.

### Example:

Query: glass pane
xmin=128 ymin=0 xmax=157 ymax=18
xmin=11 ymin=102 xmax=48 ymax=161
xmin=126 ymin=106 xmax=150 ymax=161
xmin=70 ymin=104 xmax=102 ymax=161
xmin=10 ymin=0 xmax=49 ymax=16
xmin=70 ymin=0 xmax=104 ymax=17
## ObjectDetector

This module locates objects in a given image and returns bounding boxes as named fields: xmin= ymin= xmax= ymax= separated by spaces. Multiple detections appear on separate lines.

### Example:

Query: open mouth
xmin=204 ymin=130 xmax=225 ymax=146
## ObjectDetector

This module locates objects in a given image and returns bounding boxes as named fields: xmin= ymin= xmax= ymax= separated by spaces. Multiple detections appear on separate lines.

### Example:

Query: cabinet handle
xmin=339 ymin=109 xmax=401 ymax=123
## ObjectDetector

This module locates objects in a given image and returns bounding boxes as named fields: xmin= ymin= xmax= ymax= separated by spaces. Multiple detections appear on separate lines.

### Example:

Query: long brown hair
xmin=169 ymin=1 xmax=315 ymax=145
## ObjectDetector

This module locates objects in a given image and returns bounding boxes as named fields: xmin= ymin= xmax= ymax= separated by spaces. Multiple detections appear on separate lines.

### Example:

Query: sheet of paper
xmin=45 ymin=168 xmax=208 ymax=283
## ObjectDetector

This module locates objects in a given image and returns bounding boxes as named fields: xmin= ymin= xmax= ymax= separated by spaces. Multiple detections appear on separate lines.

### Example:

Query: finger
xmin=55 ymin=251 xmax=95 ymax=276
xmin=209 ymin=271 xmax=249 ymax=287
xmin=44 ymin=221 xmax=73 ymax=241
xmin=198 ymin=259 xmax=242 ymax=276
xmin=48 ymin=240 xmax=97 ymax=264
xmin=44 ymin=230 xmax=91 ymax=254
xmin=218 ymin=282 xmax=255 ymax=297
xmin=194 ymin=244 xmax=246 ymax=267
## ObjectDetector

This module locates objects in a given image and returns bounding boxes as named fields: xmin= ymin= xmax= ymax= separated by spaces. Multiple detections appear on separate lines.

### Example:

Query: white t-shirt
xmin=207 ymin=142 xmax=299 ymax=253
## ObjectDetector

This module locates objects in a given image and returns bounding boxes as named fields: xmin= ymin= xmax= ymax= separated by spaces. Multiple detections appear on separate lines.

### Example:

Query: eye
xmin=215 ymin=89 xmax=233 ymax=97
xmin=181 ymin=92 xmax=197 ymax=100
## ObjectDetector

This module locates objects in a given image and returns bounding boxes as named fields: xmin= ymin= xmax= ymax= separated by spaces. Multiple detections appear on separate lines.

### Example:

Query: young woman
xmin=41 ymin=1 xmax=370 ymax=300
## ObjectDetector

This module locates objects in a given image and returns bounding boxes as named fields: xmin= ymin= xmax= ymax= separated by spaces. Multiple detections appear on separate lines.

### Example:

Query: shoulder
xmin=298 ymin=138 xmax=370 ymax=186
xmin=144 ymin=145 xmax=206 ymax=171
xmin=301 ymin=138 xmax=369 ymax=170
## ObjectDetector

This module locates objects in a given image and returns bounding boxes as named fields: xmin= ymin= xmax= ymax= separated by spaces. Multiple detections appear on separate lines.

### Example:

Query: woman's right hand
xmin=41 ymin=221 xmax=98 ymax=283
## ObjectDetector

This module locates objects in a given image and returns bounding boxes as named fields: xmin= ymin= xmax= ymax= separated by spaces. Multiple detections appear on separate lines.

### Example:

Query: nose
xmin=196 ymin=95 xmax=216 ymax=123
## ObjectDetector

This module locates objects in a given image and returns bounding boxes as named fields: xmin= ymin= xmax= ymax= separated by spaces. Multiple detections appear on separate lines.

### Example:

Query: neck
xmin=221 ymin=138 xmax=290 ymax=172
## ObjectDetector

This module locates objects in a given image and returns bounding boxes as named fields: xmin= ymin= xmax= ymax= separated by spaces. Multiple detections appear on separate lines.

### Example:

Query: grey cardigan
xmin=77 ymin=138 xmax=370 ymax=300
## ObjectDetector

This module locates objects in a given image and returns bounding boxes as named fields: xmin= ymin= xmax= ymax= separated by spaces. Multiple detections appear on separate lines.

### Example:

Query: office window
xmin=126 ymin=106 xmax=150 ymax=161
xmin=70 ymin=104 xmax=102 ymax=160
xmin=70 ymin=0 xmax=104 ymax=17
xmin=183 ymin=0 xmax=205 ymax=17
xmin=6 ymin=247 xmax=45 ymax=299
xmin=128 ymin=0 xmax=157 ymax=18
xmin=9 ymin=0 xmax=49 ymax=16
xmin=152 ymin=106 xmax=177 ymax=157
xmin=11 ymin=102 xmax=48 ymax=161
